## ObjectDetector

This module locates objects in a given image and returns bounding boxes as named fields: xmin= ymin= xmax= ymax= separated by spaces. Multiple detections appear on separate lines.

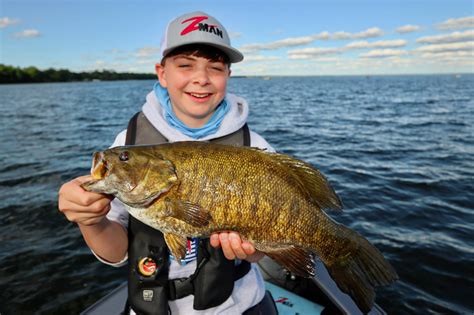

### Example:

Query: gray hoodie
xmin=94 ymin=91 xmax=273 ymax=314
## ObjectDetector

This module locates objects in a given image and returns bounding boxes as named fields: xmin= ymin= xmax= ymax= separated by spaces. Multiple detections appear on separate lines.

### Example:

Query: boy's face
xmin=156 ymin=54 xmax=231 ymax=128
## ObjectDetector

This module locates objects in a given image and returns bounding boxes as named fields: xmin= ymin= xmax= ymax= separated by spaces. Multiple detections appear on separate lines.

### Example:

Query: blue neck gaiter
xmin=154 ymin=82 xmax=230 ymax=139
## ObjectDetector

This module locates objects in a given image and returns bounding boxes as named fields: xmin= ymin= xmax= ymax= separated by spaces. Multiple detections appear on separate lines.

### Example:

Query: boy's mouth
xmin=186 ymin=92 xmax=213 ymax=102
xmin=188 ymin=92 xmax=212 ymax=98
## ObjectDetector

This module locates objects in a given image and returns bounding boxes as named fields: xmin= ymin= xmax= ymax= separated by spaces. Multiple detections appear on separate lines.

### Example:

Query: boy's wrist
xmin=77 ymin=216 xmax=109 ymax=230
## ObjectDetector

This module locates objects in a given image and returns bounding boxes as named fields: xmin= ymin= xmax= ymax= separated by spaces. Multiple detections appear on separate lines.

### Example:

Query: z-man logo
xmin=275 ymin=297 xmax=294 ymax=307
xmin=180 ymin=16 xmax=223 ymax=38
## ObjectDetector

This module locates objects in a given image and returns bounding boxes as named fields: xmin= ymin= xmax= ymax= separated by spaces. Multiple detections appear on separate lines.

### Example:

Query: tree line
xmin=0 ymin=64 xmax=156 ymax=84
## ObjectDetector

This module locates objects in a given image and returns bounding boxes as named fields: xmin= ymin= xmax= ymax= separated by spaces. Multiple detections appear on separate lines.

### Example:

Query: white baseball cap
xmin=160 ymin=11 xmax=244 ymax=63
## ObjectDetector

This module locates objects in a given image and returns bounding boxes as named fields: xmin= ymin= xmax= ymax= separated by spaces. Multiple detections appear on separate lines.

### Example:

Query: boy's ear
xmin=155 ymin=63 xmax=167 ymax=88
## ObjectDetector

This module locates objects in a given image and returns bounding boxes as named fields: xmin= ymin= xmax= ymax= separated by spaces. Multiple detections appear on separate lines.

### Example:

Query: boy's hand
xmin=58 ymin=175 xmax=114 ymax=226
xmin=210 ymin=232 xmax=265 ymax=263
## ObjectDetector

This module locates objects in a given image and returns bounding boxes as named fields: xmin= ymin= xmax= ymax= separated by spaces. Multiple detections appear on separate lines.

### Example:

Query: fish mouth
xmin=91 ymin=152 xmax=108 ymax=180
xmin=81 ymin=151 xmax=111 ymax=193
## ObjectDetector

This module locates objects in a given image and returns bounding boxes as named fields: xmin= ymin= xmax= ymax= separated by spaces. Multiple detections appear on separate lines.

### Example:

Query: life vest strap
xmin=168 ymin=260 xmax=251 ymax=301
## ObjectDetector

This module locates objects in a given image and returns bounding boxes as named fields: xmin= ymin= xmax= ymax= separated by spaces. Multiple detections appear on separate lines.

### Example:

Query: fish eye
xmin=119 ymin=151 xmax=129 ymax=162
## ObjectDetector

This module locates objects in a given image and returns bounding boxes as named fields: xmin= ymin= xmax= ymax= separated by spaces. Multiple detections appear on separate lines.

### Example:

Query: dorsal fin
xmin=263 ymin=150 xmax=343 ymax=212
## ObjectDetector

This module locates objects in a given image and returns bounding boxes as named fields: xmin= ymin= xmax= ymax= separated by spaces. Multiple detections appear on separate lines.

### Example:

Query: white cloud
xmin=318 ymin=31 xmax=331 ymax=40
xmin=332 ymin=31 xmax=352 ymax=40
xmin=243 ymin=55 xmax=280 ymax=62
xmin=286 ymin=54 xmax=313 ymax=60
xmin=436 ymin=16 xmax=474 ymax=30
xmin=229 ymin=32 xmax=242 ymax=39
xmin=135 ymin=59 xmax=156 ymax=65
xmin=330 ymin=28 xmax=384 ymax=40
xmin=417 ymin=50 xmax=473 ymax=69
xmin=13 ymin=29 xmax=41 ymax=38
xmin=108 ymin=49 xmax=127 ymax=54
xmin=288 ymin=47 xmax=343 ymax=59
xmin=396 ymin=24 xmax=421 ymax=34
xmin=416 ymin=30 xmax=474 ymax=44
xmin=288 ymin=39 xmax=407 ymax=59
xmin=232 ymin=53 xmax=470 ymax=76
xmin=113 ymin=55 xmax=132 ymax=61
xmin=346 ymin=39 xmax=407 ymax=49
xmin=419 ymin=50 xmax=473 ymax=60
xmin=360 ymin=49 xmax=408 ymax=58
xmin=134 ymin=46 xmax=161 ymax=58
xmin=106 ymin=49 xmax=132 ymax=60
xmin=353 ymin=27 xmax=384 ymax=39
xmin=258 ymin=36 xmax=317 ymax=49
xmin=414 ymin=41 xmax=474 ymax=53
xmin=239 ymin=28 xmax=384 ymax=53
xmin=0 ymin=17 xmax=20 ymax=28
xmin=240 ymin=32 xmax=329 ymax=52
xmin=301 ymin=56 xmax=342 ymax=63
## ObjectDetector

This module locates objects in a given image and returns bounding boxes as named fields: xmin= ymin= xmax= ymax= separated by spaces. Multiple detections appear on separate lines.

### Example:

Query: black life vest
xmin=124 ymin=112 xmax=252 ymax=315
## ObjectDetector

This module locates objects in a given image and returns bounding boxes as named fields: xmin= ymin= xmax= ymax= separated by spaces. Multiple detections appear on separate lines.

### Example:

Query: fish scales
xmin=171 ymin=144 xmax=322 ymax=244
xmin=82 ymin=141 xmax=398 ymax=312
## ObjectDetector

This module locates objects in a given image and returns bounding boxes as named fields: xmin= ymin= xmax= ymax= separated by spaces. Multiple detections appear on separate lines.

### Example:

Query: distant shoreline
xmin=1 ymin=64 xmax=471 ymax=84
xmin=0 ymin=64 xmax=156 ymax=84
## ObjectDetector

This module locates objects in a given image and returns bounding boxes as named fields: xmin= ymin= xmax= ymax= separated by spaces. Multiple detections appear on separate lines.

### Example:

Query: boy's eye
xmin=178 ymin=64 xmax=191 ymax=68
xmin=210 ymin=65 xmax=225 ymax=71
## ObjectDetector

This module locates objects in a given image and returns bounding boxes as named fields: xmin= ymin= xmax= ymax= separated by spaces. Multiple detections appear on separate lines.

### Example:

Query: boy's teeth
xmin=190 ymin=93 xmax=209 ymax=98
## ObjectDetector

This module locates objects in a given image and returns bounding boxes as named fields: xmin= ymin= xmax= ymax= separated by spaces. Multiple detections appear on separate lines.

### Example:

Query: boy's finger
xmin=210 ymin=234 xmax=220 ymax=248
xmin=59 ymin=177 xmax=104 ymax=205
xmin=74 ymin=176 xmax=114 ymax=202
xmin=229 ymin=232 xmax=247 ymax=260
xmin=219 ymin=233 xmax=235 ymax=260
xmin=59 ymin=197 xmax=111 ymax=214
xmin=241 ymin=242 xmax=256 ymax=255
xmin=74 ymin=175 xmax=93 ymax=184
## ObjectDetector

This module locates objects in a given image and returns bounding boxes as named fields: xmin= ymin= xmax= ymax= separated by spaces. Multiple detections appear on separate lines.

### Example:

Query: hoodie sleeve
xmin=110 ymin=129 xmax=127 ymax=148
xmin=249 ymin=131 xmax=276 ymax=152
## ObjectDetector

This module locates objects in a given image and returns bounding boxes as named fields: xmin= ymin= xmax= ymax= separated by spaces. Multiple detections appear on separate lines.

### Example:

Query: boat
xmin=81 ymin=256 xmax=386 ymax=314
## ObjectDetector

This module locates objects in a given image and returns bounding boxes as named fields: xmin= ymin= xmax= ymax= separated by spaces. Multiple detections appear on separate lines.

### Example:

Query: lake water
xmin=0 ymin=75 xmax=473 ymax=314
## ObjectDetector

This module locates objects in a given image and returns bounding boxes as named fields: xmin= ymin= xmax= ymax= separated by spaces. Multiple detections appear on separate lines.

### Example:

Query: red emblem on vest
xmin=138 ymin=257 xmax=157 ymax=277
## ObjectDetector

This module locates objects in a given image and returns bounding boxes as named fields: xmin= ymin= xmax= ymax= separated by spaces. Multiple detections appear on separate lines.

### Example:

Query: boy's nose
xmin=192 ymin=69 xmax=210 ymax=85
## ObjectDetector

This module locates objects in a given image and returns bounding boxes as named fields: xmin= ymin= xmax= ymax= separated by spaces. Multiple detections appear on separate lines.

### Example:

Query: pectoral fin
xmin=264 ymin=246 xmax=315 ymax=278
xmin=164 ymin=233 xmax=188 ymax=263
xmin=164 ymin=198 xmax=212 ymax=227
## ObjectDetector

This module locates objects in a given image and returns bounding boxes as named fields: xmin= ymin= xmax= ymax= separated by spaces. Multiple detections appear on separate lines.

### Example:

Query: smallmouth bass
xmin=82 ymin=141 xmax=398 ymax=312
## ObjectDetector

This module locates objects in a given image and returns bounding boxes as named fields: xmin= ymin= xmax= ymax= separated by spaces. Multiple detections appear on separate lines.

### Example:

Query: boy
xmin=59 ymin=11 xmax=275 ymax=314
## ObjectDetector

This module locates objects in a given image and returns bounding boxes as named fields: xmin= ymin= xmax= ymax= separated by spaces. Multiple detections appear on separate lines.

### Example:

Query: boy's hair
xmin=161 ymin=44 xmax=231 ymax=66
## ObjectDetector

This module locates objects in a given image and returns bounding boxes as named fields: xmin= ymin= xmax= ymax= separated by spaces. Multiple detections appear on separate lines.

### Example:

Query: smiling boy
xmin=59 ymin=11 xmax=276 ymax=314
xmin=157 ymin=47 xmax=230 ymax=128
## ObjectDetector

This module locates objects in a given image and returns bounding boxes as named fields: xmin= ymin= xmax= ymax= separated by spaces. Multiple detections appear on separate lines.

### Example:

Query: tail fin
xmin=325 ymin=227 xmax=398 ymax=313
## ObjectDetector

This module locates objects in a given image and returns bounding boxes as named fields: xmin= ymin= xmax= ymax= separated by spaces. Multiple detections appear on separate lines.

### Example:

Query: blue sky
xmin=1 ymin=0 xmax=473 ymax=75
